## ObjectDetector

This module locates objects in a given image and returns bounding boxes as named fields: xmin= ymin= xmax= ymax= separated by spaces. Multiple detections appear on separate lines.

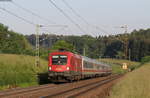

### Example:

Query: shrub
xmin=141 ymin=56 xmax=150 ymax=64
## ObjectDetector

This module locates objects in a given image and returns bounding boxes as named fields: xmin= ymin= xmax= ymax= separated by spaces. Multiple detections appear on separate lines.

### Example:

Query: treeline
xmin=0 ymin=23 xmax=34 ymax=55
xmin=0 ymin=23 xmax=150 ymax=62
xmin=26 ymin=29 xmax=150 ymax=61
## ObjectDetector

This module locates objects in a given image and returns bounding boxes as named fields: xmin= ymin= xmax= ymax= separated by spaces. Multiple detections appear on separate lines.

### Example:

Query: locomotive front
xmin=48 ymin=52 xmax=71 ymax=81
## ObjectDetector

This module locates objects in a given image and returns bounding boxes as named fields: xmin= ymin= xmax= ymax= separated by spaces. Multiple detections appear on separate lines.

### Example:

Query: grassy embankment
xmin=0 ymin=54 xmax=48 ymax=90
xmin=109 ymin=63 xmax=150 ymax=98
xmin=99 ymin=58 xmax=140 ymax=74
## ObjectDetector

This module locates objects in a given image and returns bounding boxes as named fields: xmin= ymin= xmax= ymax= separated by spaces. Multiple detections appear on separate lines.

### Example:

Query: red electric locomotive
xmin=48 ymin=51 xmax=111 ymax=82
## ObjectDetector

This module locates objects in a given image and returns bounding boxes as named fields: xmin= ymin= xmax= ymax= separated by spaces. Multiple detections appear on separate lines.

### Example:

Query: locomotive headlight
xmin=66 ymin=67 xmax=70 ymax=70
xmin=49 ymin=67 xmax=52 ymax=70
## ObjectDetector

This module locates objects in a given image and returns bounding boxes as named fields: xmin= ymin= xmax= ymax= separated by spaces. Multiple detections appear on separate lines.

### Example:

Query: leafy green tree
xmin=50 ymin=40 xmax=75 ymax=52
xmin=0 ymin=23 xmax=33 ymax=55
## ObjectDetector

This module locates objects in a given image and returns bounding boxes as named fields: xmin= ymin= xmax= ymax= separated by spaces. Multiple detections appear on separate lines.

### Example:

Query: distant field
xmin=109 ymin=63 xmax=150 ymax=98
xmin=99 ymin=58 xmax=140 ymax=74
xmin=0 ymin=54 xmax=48 ymax=90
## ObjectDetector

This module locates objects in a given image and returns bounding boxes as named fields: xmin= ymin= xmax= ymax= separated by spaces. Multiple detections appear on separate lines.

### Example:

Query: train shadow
xmin=37 ymin=73 xmax=50 ymax=85
xmin=37 ymin=73 xmax=110 ymax=85
xmin=37 ymin=73 xmax=67 ymax=85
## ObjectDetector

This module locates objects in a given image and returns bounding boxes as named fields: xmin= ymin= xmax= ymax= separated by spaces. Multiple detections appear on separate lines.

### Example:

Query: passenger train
xmin=48 ymin=51 xmax=111 ymax=82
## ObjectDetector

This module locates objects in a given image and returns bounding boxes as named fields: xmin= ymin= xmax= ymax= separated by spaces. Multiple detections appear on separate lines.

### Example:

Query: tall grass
xmin=0 ymin=54 xmax=48 ymax=90
xmin=110 ymin=63 xmax=150 ymax=98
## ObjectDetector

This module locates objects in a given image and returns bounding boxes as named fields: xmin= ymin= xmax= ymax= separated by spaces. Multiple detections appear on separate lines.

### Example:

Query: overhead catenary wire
xmin=62 ymin=0 xmax=89 ymax=25
xmin=0 ymin=6 xmax=68 ymax=28
xmin=61 ymin=0 xmax=110 ymax=36
xmin=62 ymin=0 xmax=98 ymax=36
xmin=1 ymin=0 xmax=110 ymax=36
xmin=48 ymin=0 xmax=86 ymax=34
xmin=0 ymin=6 xmax=36 ymax=25
xmin=94 ymin=25 xmax=111 ymax=35
xmin=11 ymin=1 xmax=56 ymax=24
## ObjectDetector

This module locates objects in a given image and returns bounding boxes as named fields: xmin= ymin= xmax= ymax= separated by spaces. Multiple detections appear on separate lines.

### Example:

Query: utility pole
xmin=120 ymin=25 xmax=129 ymax=60
xmin=83 ymin=47 xmax=86 ymax=56
xmin=35 ymin=24 xmax=43 ymax=67
xmin=129 ymin=48 xmax=131 ymax=60
xmin=35 ymin=24 xmax=68 ymax=67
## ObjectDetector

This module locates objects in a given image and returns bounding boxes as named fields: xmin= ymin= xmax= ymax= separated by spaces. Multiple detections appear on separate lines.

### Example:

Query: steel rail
xmin=0 ymin=84 xmax=55 ymax=97
xmin=42 ymin=74 xmax=122 ymax=98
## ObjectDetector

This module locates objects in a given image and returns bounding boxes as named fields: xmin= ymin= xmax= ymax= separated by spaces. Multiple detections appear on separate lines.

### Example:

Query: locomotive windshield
xmin=52 ymin=55 xmax=67 ymax=65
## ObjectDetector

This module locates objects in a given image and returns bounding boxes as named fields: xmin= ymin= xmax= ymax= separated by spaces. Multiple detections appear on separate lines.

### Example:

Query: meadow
xmin=109 ymin=63 xmax=150 ymax=98
xmin=0 ymin=54 xmax=48 ymax=90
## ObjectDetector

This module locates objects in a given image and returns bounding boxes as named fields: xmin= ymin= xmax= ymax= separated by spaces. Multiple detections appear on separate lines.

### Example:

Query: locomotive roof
xmin=50 ymin=51 xmax=73 ymax=55
xmin=50 ymin=51 xmax=81 ymax=58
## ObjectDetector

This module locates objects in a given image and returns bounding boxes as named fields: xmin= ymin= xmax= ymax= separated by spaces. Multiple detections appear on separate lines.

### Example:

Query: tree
xmin=26 ymin=28 xmax=150 ymax=61
xmin=0 ymin=23 xmax=33 ymax=55
xmin=51 ymin=40 xmax=75 ymax=52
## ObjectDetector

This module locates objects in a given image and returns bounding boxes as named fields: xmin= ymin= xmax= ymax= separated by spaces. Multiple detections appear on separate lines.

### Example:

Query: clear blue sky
xmin=0 ymin=0 xmax=149 ymax=36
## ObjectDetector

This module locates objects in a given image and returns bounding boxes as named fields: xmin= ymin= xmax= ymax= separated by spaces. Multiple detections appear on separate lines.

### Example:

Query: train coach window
xmin=83 ymin=61 xmax=93 ymax=68
xmin=52 ymin=55 xmax=67 ymax=65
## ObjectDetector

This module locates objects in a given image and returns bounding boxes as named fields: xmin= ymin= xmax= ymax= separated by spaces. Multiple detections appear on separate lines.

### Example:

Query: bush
xmin=141 ymin=56 xmax=150 ymax=64
xmin=128 ymin=64 xmax=140 ymax=71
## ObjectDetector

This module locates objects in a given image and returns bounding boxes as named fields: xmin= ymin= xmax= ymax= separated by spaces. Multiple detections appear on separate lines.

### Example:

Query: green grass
xmin=0 ymin=54 xmax=48 ymax=90
xmin=111 ymin=64 xmax=126 ymax=74
xmin=109 ymin=63 xmax=150 ymax=98
xmin=98 ymin=58 xmax=140 ymax=74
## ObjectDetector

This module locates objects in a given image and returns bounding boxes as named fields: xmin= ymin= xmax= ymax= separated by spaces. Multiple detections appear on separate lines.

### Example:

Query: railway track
xmin=0 ymin=74 xmax=123 ymax=98
xmin=0 ymin=84 xmax=56 ymax=98
xmin=42 ymin=74 xmax=122 ymax=98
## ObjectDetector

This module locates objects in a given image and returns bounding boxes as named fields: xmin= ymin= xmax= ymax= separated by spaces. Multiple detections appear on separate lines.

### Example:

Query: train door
xmin=70 ymin=56 xmax=76 ymax=72
xmin=74 ymin=59 xmax=77 ymax=72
